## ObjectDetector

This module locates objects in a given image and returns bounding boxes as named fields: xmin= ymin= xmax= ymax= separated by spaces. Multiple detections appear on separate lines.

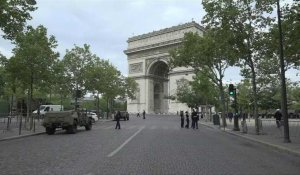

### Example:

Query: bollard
xmin=233 ymin=114 xmax=240 ymax=131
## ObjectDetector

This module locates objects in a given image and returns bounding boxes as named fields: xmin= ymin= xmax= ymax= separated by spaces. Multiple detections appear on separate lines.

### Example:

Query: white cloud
xmin=4 ymin=0 xmax=298 ymax=83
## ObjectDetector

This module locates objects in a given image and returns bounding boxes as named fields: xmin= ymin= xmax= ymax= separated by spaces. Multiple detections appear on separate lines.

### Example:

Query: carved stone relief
xmin=129 ymin=62 xmax=143 ymax=74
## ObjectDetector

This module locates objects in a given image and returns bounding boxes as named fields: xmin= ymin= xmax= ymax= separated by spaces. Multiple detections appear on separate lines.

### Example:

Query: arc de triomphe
xmin=124 ymin=21 xmax=204 ymax=114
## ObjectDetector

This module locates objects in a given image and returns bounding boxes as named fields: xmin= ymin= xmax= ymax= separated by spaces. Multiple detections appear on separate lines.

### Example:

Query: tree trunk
xmin=249 ymin=59 xmax=259 ymax=135
xmin=26 ymin=89 xmax=29 ymax=128
xmin=49 ymin=88 xmax=52 ymax=102
xmin=106 ymin=97 xmax=109 ymax=119
xmin=97 ymin=93 xmax=100 ymax=117
xmin=29 ymin=75 xmax=33 ymax=130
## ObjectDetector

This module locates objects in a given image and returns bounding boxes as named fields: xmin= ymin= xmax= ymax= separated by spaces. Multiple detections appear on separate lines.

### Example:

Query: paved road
xmin=0 ymin=115 xmax=299 ymax=175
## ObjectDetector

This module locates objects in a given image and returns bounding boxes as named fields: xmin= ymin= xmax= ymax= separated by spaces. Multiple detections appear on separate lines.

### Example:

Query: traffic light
xmin=229 ymin=84 xmax=235 ymax=96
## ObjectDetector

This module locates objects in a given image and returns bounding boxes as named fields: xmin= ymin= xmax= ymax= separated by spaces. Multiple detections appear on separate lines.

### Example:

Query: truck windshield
xmin=40 ymin=106 xmax=46 ymax=110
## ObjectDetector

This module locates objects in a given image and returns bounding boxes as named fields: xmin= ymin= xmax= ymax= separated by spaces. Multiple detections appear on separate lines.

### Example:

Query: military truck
xmin=114 ymin=111 xmax=129 ymax=121
xmin=42 ymin=110 xmax=92 ymax=135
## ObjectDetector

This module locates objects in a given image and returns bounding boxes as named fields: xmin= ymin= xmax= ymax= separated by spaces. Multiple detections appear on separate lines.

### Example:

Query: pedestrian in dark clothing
xmin=228 ymin=112 xmax=233 ymax=123
xmin=115 ymin=111 xmax=121 ymax=129
xmin=195 ymin=112 xmax=199 ymax=129
xmin=142 ymin=110 xmax=146 ymax=119
xmin=137 ymin=112 xmax=140 ymax=117
xmin=180 ymin=111 xmax=184 ymax=128
xmin=191 ymin=109 xmax=198 ymax=129
xmin=274 ymin=109 xmax=282 ymax=128
xmin=185 ymin=111 xmax=190 ymax=128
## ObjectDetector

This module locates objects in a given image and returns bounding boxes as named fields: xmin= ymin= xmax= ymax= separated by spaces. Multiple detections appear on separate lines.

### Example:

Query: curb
xmin=0 ymin=120 xmax=110 ymax=142
xmin=199 ymin=122 xmax=300 ymax=157
xmin=0 ymin=131 xmax=45 ymax=142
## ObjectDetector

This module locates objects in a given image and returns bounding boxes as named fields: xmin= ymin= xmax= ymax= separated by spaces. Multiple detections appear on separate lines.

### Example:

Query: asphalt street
xmin=0 ymin=115 xmax=299 ymax=175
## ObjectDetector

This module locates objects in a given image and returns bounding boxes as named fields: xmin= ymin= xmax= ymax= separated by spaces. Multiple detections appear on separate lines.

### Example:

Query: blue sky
xmin=0 ymin=0 xmax=298 ymax=84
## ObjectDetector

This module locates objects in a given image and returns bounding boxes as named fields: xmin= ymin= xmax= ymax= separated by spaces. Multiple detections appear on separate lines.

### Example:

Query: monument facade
xmin=124 ymin=21 xmax=204 ymax=114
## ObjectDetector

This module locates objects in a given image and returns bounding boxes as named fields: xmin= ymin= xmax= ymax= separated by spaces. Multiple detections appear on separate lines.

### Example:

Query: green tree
xmin=290 ymin=85 xmax=300 ymax=110
xmin=0 ymin=0 xmax=37 ymax=40
xmin=169 ymin=29 xmax=235 ymax=126
xmin=0 ymin=53 xmax=7 ymax=96
xmin=86 ymin=59 xmax=109 ymax=114
xmin=202 ymin=0 xmax=277 ymax=134
xmin=62 ymin=44 xmax=98 ymax=109
xmin=175 ymin=73 xmax=218 ymax=111
xmin=6 ymin=25 xmax=59 ymax=129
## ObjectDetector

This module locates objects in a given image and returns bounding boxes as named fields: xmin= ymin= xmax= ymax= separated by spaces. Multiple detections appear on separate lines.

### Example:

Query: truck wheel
xmin=67 ymin=123 xmax=77 ymax=134
xmin=85 ymin=120 xmax=92 ymax=131
xmin=46 ymin=127 xmax=55 ymax=135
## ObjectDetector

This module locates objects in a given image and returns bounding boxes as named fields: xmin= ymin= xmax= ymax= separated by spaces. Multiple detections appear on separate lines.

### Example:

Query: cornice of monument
xmin=124 ymin=38 xmax=182 ymax=55
xmin=168 ymin=69 xmax=194 ymax=76
xmin=127 ymin=21 xmax=205 ymax=43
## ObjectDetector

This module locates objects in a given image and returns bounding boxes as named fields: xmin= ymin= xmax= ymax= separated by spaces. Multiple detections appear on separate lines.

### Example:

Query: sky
xmin=0 ymin=0 xmax=299 ymax=84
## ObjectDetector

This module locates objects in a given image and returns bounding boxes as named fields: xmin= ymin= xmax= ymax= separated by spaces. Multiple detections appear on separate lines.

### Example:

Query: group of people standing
xmin=180 ymin=109 xmax=199 ymax=129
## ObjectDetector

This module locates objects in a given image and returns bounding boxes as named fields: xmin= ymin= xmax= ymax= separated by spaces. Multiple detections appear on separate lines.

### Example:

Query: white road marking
xmin=107 ymin=126 xmax=145 ymax=158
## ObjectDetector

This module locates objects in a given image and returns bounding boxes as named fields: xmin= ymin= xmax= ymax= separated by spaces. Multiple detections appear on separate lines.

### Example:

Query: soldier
xmin=180 ymin=111 xmax=184 ymax=128
xmin=115 ymin=111 xmax=121 ymax=129
xmin=191 ymin=109 xmax=198 ymax=129
xmin=191 ymin=109 xmax=197 ymax=129
xmin=195 ymin=111 xmax=199 ymax=129
xmin=185 ymin=111 xmax=190 ymax=128
xmin=142 ymin=110 xmax=146 ymax=119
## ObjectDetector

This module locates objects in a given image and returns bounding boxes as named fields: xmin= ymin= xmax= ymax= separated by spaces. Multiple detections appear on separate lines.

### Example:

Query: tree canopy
xmin=0 ymin=0 xmax=37 ymax=40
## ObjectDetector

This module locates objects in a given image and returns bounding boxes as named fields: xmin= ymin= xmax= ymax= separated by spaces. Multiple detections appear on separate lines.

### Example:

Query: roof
xmin=127 ymin=21 xmax=205 ymax=42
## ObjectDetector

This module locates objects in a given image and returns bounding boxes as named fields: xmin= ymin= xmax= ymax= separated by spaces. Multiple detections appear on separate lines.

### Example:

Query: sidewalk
xmin=200 ymin=120 xmax=300 ymax=157
xmin=0 ymin=118 xmax=111 ymax=141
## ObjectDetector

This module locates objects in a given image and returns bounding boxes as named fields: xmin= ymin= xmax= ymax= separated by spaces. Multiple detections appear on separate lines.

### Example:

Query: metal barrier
xmin=0 ymin=113 xmax=44 ymax=136
xmin=219 ymin=117 xmax=300 ymax=137
xmin=260 ymin=119 xmax=300 ymax=138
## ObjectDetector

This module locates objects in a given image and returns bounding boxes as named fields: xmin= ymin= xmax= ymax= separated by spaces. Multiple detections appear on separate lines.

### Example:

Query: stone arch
xmin=147 ymin=59 xmax=169 ymax=77
xmin=147 ymin=60 xmax=169 ymax=114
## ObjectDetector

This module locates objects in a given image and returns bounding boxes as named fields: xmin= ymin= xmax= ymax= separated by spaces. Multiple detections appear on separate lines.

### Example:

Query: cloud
xmin=4 ymin=0 xmax=298 ymax=83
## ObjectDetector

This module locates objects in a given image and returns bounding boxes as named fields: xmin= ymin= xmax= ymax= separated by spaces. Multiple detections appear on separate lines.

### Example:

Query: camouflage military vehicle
xmin=42 ymin=110 xmax=92 ymax=135
xmin=114 ymin=111 xmax=129 ymax=121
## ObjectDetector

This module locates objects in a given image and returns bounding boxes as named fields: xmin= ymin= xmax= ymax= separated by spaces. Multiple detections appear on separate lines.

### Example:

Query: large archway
xmin=148 ymin=61 xmax=169 ymax=114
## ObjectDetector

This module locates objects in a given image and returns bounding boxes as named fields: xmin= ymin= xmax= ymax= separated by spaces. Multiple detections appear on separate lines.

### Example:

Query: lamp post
xmin=277 ymin=0 xmax=290 ymax=143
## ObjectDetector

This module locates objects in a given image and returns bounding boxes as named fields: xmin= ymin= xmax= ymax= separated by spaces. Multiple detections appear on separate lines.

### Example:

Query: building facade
xmin=124 ymin=21 xmax=204 ymax=114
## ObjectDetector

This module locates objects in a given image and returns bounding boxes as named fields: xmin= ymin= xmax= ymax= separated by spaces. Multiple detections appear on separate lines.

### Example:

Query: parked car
xmin=87 ymin=112 xmax=98 ymax=123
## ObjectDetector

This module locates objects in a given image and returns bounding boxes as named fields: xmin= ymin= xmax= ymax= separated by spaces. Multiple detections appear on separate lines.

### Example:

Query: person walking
xmin=115 ymin=111 xmax=121 ymax=129
xmin=142 ymin=110 xmax=146 ymax=119
xmin=185 ymin=111 xmax=190 ymax=128
xmin=137 ymin=112 xmax=140 ymax=117
xmin=274 ymin=109 xmax=282 ymax=128
xmin=180 ymin=111 xmax=184 ymax=128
